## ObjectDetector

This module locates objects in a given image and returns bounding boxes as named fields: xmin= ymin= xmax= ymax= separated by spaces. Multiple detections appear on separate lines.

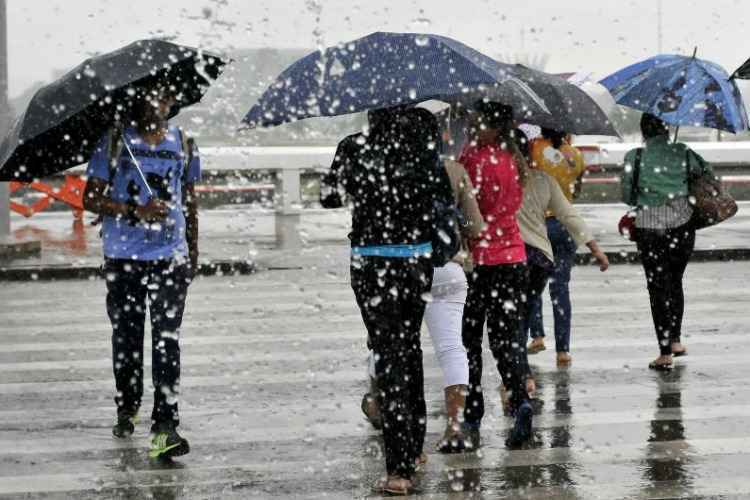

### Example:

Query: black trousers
xmin=350 ymin=255 xmax=432 ymax=479
xmin=636 ymin=225 xmax=695 ymax=356
xmin=104 ymin=258 xmax=191 ymax=429
xmin=462 ymin=264 xmax=530 ymax=425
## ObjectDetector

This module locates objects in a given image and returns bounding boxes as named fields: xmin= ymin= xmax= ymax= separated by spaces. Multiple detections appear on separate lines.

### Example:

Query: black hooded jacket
xmin=320 ymin=111 xmax=452 ymax=248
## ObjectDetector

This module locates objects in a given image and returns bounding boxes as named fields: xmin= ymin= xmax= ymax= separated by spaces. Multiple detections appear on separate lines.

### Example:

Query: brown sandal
xmin=373 ymin=476 xmax=415 ymax=496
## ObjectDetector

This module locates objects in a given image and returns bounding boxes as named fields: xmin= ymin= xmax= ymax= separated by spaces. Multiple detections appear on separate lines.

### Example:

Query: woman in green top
xmin=621 ymin=113 xmax=713 ymax=371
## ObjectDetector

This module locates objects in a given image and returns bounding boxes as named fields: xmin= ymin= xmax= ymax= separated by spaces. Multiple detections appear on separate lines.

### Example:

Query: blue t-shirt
xmin=86 ymin=126 xmax=201 ymax=261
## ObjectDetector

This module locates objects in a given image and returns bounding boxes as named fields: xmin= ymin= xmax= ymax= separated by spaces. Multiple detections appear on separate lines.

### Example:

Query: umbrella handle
xmin=121 ymin=139 xmax=154 ymax=198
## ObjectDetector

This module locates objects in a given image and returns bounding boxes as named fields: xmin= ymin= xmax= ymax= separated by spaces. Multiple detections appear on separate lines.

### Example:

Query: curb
xmin=0 ymin=260 xmax=256 ymax=282
xmin=2 ymin=248 xmax=749 ymax=281
xmin=575 ymin=248 xmax=750 ymax=266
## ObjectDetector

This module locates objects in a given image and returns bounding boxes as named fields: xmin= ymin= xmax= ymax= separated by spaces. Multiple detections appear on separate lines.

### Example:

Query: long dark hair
xmin=513 ymin=128 xmax=530 ymax=161
xmin=474 ymin=101 xmax=528 ymax=187
xmin=541 ymin=127 xmax=566 ymax=149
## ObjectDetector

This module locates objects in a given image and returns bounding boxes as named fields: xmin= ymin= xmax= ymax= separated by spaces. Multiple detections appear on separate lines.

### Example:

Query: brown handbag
xmin=687 ymin=151 xmax=738 ymax=230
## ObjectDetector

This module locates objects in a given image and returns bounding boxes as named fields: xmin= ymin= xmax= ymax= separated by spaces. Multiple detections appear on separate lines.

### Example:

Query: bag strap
xmin=178 ymin=127 xmax=196 ymax=212
xmin=631 ymin=148 xmax=643 ymax=206
xmin=178 ymin=127 xmax=194 ymax=186
xmin=106 ymin=127 xmax=125 ymax=188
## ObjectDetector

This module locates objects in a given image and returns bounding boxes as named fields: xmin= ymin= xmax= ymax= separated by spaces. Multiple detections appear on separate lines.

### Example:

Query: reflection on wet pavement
xmin=1 ymin=262 xmax=750 ymax=498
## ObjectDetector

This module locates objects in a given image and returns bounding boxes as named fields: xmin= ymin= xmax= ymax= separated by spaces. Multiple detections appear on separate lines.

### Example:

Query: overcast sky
xmin=6 ymin=0 xmax=750 ymax=97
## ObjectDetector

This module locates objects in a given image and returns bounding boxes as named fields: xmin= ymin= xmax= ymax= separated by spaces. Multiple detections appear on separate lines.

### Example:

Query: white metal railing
xmin=200 ymin=142 xmax=750 ymax=210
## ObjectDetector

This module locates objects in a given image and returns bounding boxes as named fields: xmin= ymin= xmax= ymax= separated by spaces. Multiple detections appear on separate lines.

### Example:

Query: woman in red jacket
xmin=460 ymin=101 xmax=533 ymax=449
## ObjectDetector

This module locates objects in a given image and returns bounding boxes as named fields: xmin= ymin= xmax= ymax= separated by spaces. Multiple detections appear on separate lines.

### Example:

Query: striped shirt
xmin=635 ymin=197 xmax=693 ymax=230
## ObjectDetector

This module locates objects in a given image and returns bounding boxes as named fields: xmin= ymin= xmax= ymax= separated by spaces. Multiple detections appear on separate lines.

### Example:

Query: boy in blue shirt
xmin=83 ymin=83 xmax=200 ymax=460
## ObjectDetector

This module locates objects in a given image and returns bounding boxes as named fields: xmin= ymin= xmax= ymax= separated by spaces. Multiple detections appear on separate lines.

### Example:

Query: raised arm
xmin=320 ymin=135 xmax=359 ymax=209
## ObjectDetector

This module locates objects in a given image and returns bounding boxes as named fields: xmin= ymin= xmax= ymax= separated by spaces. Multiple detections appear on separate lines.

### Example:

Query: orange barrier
xmin=9 ymin=175 xmax=86 ymax=220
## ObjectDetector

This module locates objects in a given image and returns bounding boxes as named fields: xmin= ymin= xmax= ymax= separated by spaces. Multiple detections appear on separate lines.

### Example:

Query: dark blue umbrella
xmin=599 ymin=53 xmax=749 ymax=133
xmin=242 ymin=31 xmax=551 ymax=128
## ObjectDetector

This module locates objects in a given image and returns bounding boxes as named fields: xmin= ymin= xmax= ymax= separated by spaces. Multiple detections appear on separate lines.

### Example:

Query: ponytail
xmin=501 ymin=130 xmax=529 ymax=188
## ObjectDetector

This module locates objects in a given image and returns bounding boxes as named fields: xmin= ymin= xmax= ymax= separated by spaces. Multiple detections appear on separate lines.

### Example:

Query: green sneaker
xmin=112 ymin=412 xmax=139 ymax=438
xmin=149 ymin=426 xmax=190 ymax=459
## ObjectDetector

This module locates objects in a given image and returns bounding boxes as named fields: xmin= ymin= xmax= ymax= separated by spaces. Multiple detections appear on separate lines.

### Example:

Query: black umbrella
xmin=730 ymin=57 xmax=750 ymax=79
xmin=509 ymin=65 xmax=619 ymax=136
xmin=0 ymin=39 xmax=228 ymax=182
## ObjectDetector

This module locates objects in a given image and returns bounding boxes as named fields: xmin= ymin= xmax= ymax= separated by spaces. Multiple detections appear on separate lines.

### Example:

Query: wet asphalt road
xmin=1 ymin=259 xmax=750 ymax=499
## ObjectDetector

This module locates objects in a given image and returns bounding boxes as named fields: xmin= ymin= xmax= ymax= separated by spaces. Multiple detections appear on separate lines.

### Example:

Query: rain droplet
xmin=414 ymin=35 xmax=430 ymax=47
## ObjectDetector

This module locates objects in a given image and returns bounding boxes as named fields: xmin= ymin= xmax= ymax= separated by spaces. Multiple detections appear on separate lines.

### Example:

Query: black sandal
xmin=648 ymin=361 xmax=673 ymax=371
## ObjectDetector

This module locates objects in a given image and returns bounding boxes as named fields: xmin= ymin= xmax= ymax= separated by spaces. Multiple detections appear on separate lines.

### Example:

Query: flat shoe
xmin=373 ymin=478 xmax=415 ymax=496
xmin=648 ymin=361 xmax=673 ymax=371
xmin=672 ymin=349 xmax=687 ymax=357
xmin=527 ymin=343 xmax=546 ymax=355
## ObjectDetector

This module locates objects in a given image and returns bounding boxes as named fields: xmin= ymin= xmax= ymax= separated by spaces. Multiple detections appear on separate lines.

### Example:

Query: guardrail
xmin=14 ymin=142 xmax=750 ymax=217
xmin=200 ymin=142 xmax=750 ymax=209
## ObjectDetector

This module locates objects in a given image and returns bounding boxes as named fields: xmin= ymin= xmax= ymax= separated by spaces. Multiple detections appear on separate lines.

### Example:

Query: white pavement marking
xmin=1 ymin=262 xmax=749 ymax=497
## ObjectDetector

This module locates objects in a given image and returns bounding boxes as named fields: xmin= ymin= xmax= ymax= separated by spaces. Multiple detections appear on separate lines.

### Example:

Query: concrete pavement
xmin=1 ymin=257 xmax=750 ymax=498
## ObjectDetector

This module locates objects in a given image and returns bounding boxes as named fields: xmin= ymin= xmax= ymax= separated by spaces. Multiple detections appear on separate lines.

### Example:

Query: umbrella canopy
xmin=730 ymin=58 xmax=750 ymax=79
xmin=599 ymin=54 xmax=749 ymax=133
xmin=242 ymin=31 xmax=551 ymax=128
xmin=508 ymin=65 xmax=618 ymax=136
xmin=448 ymin=65 xmax=619 ymax=136
xmin=0 ymin=39 xmax=228 ymax=182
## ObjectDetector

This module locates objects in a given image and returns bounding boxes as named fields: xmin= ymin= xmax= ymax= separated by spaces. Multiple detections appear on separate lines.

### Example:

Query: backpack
xmin=430 ymin=161 xmax=464 ymax=266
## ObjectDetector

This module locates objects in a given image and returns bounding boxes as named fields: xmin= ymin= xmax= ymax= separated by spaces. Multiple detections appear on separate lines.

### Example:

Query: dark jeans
xmin=636 ymin=225 xmax=695 ymax=355
xmin=350 ymin=255 xmax=432 ymax=480
xmin=104 ymin=258 xmax=191 ymax=429
xmin=528 ymin=218 xmax=577 ymax=352
xmin=462 ymin=264 xmax=530 ymax=426
xmin=522 ymin=245 xmax=554 ymax=350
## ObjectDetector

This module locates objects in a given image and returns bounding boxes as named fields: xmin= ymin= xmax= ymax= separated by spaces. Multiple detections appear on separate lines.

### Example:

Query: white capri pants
xmin=368 ymin=262 xmax=470 ymax=388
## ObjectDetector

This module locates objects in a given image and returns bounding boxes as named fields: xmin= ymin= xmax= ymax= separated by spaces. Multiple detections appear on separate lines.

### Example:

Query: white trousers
xmin=367 ymin=262 xmax=469 ymax=388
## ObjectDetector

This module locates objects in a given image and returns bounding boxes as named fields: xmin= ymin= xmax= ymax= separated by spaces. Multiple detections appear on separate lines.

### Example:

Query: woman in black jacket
xmin=323 ymin=107 xmax=452 ymax=494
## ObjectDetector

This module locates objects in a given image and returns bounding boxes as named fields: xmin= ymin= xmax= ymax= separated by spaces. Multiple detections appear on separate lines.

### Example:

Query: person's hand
xmin=135 ymin=199 xmax=169 ymax=223
xmin=592 ymin=248 xmax=609 ymax=272
xmin=189 ymin=250 xmax=199 ymax=278
xmin=586 ymin=240 xmax=609 ymax=272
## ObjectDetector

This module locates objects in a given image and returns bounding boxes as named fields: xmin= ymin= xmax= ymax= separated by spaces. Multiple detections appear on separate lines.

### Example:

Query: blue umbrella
xmin=599 ymin=53 xmax=749 ymax=133
xmin=243 ymin=31 xmax=550 ymax=128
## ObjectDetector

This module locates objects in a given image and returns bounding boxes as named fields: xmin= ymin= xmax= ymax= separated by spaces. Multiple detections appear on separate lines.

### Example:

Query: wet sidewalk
xmin=1 ymin=260 xmax=750 ymax=498
xmin=1 ymin=202 xmax=749 ymax=280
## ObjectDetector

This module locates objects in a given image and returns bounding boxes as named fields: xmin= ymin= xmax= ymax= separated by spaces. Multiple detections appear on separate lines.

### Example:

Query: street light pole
xmin=0 ymin=0 xmax=10 ymax=238
xmin=657 ymin=0 xmax=663 ymax=53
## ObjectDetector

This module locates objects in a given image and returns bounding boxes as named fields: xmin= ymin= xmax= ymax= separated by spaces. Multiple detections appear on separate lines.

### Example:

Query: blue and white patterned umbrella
xmin=600 ymin=54 xmax=749 ymax=133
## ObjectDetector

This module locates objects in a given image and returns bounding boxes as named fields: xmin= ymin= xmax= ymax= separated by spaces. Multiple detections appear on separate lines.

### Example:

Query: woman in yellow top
xmin=526 ymin=128 xmax=587 ymax=365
